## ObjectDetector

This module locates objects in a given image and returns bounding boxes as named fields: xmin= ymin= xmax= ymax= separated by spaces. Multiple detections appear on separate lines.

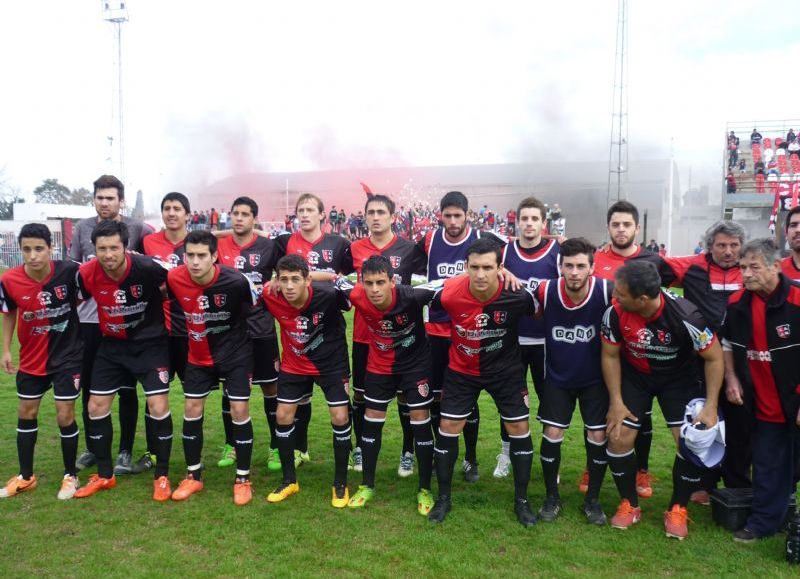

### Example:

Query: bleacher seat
xmin=756 ymin=173 xmax=765 ymax=193
xmin=764 ymin=138 xmax=772 ymax=149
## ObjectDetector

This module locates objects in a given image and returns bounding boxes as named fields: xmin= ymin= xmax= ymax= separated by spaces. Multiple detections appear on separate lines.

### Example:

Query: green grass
xmin=0 ymin=308 xmax=796 ymax=578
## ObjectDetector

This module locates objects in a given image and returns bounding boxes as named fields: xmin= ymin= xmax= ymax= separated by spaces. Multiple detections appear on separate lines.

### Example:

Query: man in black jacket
xmin=722 ymin=238 xmax=800 ymax=543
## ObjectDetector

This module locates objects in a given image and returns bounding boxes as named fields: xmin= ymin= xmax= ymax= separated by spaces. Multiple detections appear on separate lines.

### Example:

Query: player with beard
xmin=534 ymin=238 xmax=613 ymax=525
xmin=590 ymin=201 xmax=656 ymax=500
xmin=263 ymin=255 xmax=354 ymax=508
xmin=493 ymin=196 xmax=560 ymax=479
xmin=273 ymin=194 xmax=354 ymax=470
xmin=418 ymin=191 xmax=511 ymax=484
xmin=216 ymin=197 xmax=281 ymax=473
xmin=167 ymin=231 xmax=257 ymax=505
xmin=345 ymin=256 xmax=436 ymax=514
xmin=428 ymin=238 xmax=537 ymax=527
xmin=73 ymin=220 xmax=174 ymax=501
xmin=140 ymin=192 xmax=191 ymax=472
xmin=780 ymin=205 xmax=800 ymax=280
xmin=69 ymin=175 xmax=154 ymax=476
xmin=601 ymin=261 xmax=723 ymax=540
xmin=350 ymin=195 xmax=427 ymax=477
xmin=0 ymin=224 xmax=83 ymax=500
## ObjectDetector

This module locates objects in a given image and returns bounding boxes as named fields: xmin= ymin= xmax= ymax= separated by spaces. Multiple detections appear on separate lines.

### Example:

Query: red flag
xmin=360 ymin=182 xmax=374 ymax=199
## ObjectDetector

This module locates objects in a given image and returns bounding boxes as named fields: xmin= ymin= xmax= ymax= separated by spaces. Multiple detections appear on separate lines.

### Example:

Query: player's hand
xmin=263 ymin=279 xmax=280 ymax=296
xmin=498 ymin=269 xmax=521 ymax=291
xmin=694 ymin=404 xmax=718 ymax=428
xmin=606 ymin=402 xmax=637 ymax=440
xmin=2 ymin=351 xmax=16 ymax=374
xmin=725 ymin=379 xmax=744 ymax=406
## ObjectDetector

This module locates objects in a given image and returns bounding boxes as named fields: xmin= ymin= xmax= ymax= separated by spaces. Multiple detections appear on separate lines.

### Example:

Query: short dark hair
xmin=185 ymin=230 xmax=217 ymax=254
xmin=466 ymin=237 xmax=503 ymax=266
xmin=93 ymin=175 xmax=125 ymax=200
xmin=785 ymin=205 xmax=800 ymax=232
xmin=365 ymin=194 xmax=395 ymax=215
xmin=361 ymin=255 xmax=392 ymax=278
xmin=161 ymin=192 xmax=190 ymax=213
xmin=517 ymin=196 xmax=546 ymax=220
xmin=231 ymin=196 xmax=259 ymax=217
xmin=18 ymin=223 xmax=51 ymax=247
xmin=615 ymin=261 xmax=661 ymax=298
xmin=276 ymin=254 xmax=310 ymax=278
xmin=91 ymin=219 xmax=129 ymax=247
xmin=559 ymin=237 xmax=595 ymax=265
xmin=606 ymin=200 xmax=639 ymax=225
xmin=440 ymin=191 xmax=468 ymax=213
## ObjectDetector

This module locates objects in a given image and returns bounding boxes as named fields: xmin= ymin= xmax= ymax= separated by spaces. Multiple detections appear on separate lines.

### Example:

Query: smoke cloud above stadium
xmin=1 ymin=1 xmax=799 ymax=208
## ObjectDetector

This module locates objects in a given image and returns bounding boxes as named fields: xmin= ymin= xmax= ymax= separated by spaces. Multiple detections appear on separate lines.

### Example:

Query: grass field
xmin=0 ymin=308 xmax=798 ymax=578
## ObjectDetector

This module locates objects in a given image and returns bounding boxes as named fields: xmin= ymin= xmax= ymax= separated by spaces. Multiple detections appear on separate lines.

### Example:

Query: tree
xmin=33 ymin=178 xmax=71 ymax=204
xmin=0 ymin=194 xmax=23 ymax=220
xmin=70 ymin=187 xmax=93 ymax=206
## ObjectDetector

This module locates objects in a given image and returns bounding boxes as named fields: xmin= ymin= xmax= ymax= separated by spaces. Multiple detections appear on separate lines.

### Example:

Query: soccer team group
xmin=2 ymin=174 xmax=799 ymax=544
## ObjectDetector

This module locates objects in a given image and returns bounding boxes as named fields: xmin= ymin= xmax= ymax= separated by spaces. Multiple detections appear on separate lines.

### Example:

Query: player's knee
xmin=587 ymin=429 xmax=607 ymax=444
xmin=504 ymin=420 xmax=530 ymax=437
xmin=184 ymin=398 xmax=204 ymax=419
xmin=542 ymin=425 xmax=564 ymax=440
xmin=607 ymin=428 xmax=636 ymax=452
xmin=439 ymin=418 xmax=464 ymax=435
xmin=330 ymin=405 xmax=349 ymax=426
xmin=88 ymin=396 xmax=111 ymax=417
xmin=54 ymin=403 xmax=75 ymax=426
xmin=229 ymin=401 xmax=249 ymax=422
xmin=409 ymin=408 xmax=429 ymax=422
xmin=18 ymin=400 xmax=39 ymax=420
xmin=276 ymin=404 xmax=295 ymax=425
xmin=147 ymin=395 xmax=169 ymax=417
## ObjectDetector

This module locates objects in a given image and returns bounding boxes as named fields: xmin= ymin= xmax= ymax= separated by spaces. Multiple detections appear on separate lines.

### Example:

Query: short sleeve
xmin=600 ymin=305 xmax=621 ymax=345
xmin=274 ymin=233 xmax=290 ymax=258
xmin=681 ymin=306 xmax=716 ymax=352
xmin=338 ymin=240 xmax=354 ymax=275
xmin=0 ymin=280 xmax=15 ymax=312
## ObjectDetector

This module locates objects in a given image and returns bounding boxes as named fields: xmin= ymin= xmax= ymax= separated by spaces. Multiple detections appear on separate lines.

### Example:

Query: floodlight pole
xmin=607 ymin=0 xmax=629 ymax=206
xmin=102 ymin=2 xmax=129 ymax=183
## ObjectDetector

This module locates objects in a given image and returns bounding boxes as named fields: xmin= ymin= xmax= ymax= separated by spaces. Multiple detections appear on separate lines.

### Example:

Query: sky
xmin=1 ymin=1 xmax=799 ymax=211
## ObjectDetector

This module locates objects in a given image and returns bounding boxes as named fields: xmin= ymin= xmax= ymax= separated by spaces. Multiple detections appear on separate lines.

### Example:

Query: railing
xmin=0 ymin=231 xmax=65 ymax=268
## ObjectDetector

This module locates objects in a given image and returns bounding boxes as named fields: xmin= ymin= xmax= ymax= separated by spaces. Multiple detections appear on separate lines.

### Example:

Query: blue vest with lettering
xmin=502 ymin=240 xmax=560 ymax=343
xmin=427 ymin=227 xmax=481 ymax=325
xmin=541 ymin=276 xmax=610 ymax=389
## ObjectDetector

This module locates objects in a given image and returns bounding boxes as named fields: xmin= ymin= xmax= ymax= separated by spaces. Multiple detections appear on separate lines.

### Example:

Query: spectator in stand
xmin=726 ymin=170 xmax=737 ymax=194
xmin=646 ymin=239 xmax=659 ymax=253
xmin=728 ymin=131 xmax=739 ymax=147
xmin=786 ymin=128 xmax=796 ymax=144
xmin=506 ymin=208 xmax=516 ymax=236
xmin=198 ymin=210 xmax=207 ymax=228
xmin=337 ymin=210 xmax=346 ymax=235
xmin=210 ymin=207 xmax=219 ymax=231
xmin=763 ymin=146 xmax=774 ymax=165
xmin=767 ymin=159 xmax=778 ymax=176
xmin=658 ymin=243 xmax=666 ymax=257
xmin=754 ymin=159 xmax=765 ymax=175
xmin=190 ymin=211 xmax=200 ymax=231
xmin=329 ymin=206 xmax=339 ymax=234
xmin=788 ymin=139 xmax=800 ymax=155
xmin=750 ymin=128 xmax=762 ymax=145
xmin=738 ymin=158 xmax=746 ymax=175
xmin=219 ymin=209 xmax=228 ymax=230
xmin=348 ymin=213 xmax=357 ymax=239
xmin=693 ymin=241 xmax=703 ymax=255
xmin=728 ymin=141 xmax=739 ymax=169
xmin=284 ymin=214 xmax=292 ymax=232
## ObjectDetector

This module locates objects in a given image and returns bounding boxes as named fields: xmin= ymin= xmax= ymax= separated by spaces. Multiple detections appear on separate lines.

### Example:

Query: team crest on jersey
xmin=322 ymin=249 xmax=333 ymax=262
xmin=474 ymin=313 xmax=490 ymax=328
xmin=390 ymin=255 xmax=402 ymax=269
xmin=167 ymin=253 xmax=180 ymax=266
xmin=395 ymin=313 xmax=409 ymax=325
xmin=636 ymin=328 xmax=654 ymax=345
xmin=313 ymin=312 xmax=324 ymax=325
xmin=249 ymin=254 xmax=261 ymax=267
xmin=295 ymin=316 xmax=309 ymax=330
xmin=53 ymin=285 xmax=68 ymax=300
xmin=493 ymin=311 xmax=507 ymax=324
xmin=130 ymin=284 xmax=143 ymax=299
xmin=656 ymin=330 xmax=671 ymax=344
xmin=157 ymin=367 xmax=169 ymax=384
xmin=197 ymin=295 xmax=210 ymax=310
xmin=417 ymin=379 xmax=430 ymax=397
xmin=73 ymin=374 xmax=81 ymax=391
xmin=214 ymin=293 xmax=227 ymax=307
xmin=37 ymin=291 xmax=52 ymax=306
xmin=113 ymin=289 xmax=127 ymax=305
xmin=234 ymin=255 xmax=246 ymax=270
xmin=776 ymin=324 xmax=791 ymax=338
xmin=378 ymin=320 xmax=393 ymax=332
xmin=306 ymin=251 xmax=320 ymax=265
xmin=22 ymin=311 xmax=34 ymax=322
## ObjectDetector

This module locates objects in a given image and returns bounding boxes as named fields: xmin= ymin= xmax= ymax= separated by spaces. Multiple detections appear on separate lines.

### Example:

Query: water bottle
xmin=787 ymin=509 xmax=800 ymax=564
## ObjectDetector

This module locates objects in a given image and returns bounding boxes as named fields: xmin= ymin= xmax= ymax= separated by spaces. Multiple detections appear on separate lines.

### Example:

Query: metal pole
xmin=117 ymin=21 xmax=125 ymax=183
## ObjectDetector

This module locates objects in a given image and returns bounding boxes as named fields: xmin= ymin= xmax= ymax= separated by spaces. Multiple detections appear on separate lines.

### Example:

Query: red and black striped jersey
xmin=350 ymin=235 xmax=427 ymax=344
xmin=77 ymin=254 xmax=169 ymax=342
xmin=347 ymin=283 xmax=434 ymax=374
xmin=274 ymin=231 xmax=354 ymax=275
xmin=593 ymin=245 xmax=646 ymax=281
xmin=432 ymin=276 xmax=536 ymax=376
xmin=217 ymin=235 xmax=278 ymax=339
xmin=0 ymin=261 xmax=83 ymax=375
xmin=780 ymin=256 xmax=800 ymax=281
xmin=600 ymin=290 xmax=715 ymax=378
xmin=262 ymin=279 xmax=351 ymax=376
xmin=166 ymin=265 xmax=255 ymax=367
xmin=142 ymin=230 xmax=186 ymax=337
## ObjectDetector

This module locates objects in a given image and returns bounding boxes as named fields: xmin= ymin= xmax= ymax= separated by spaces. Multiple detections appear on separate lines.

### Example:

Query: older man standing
xmin=722 ymin=239 xmax=800 ymax=543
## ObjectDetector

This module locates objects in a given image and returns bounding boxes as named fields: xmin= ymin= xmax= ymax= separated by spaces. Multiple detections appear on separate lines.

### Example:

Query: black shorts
xmin=537 ymin=381 xmax=608 ymax=431
xmin=17 ymin=369 xmax=82 ymax=401
xmin=351 ymin=341 xmax=369 ymax=393
xmin=277 ymin=371 xmax=350 ymax=407
xmin=364 ymin=371 xmax=433 ymax=412
xmin=184 ymin=361 xmax=253 ymax=401
xmin=251 ymin=337 xmax=280 ymax=384
xmin=440 ymin=368 xmax=530 ymax=423
xmin=621 ymin=373 xmax=699 ymax=429
xmin=80 ymin=323 xmax=133 ymax=392
xmin=90 ymin=338 xmax=171 ymax=397
xmin=429 ymin=336 xmax=451 ymax=395
xmin=520 ymin=343 xmax=545 ymax=399
xmin=169 ymin=336 xmax=189 ymax=382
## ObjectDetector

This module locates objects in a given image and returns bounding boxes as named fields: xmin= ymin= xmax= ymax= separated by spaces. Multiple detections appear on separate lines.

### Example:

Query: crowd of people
xmin=1 ymin=174 xmax=799 ymax=558
xmin=727 ymin=128 xmax=800 ymax=195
